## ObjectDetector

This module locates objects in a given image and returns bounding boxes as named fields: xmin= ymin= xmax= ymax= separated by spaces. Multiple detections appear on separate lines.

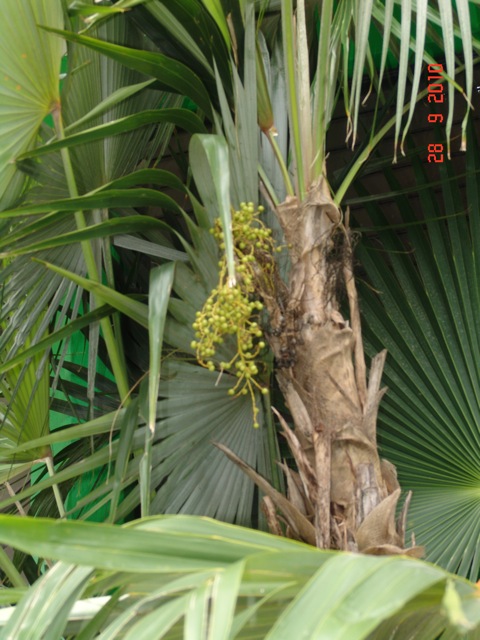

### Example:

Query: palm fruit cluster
xmin=190 ymin=202 xmax=277 ymax=428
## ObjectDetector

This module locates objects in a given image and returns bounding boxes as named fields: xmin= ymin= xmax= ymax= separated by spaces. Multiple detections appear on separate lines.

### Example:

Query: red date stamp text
xmin=427 ymin=63 xmax=444 ymax=163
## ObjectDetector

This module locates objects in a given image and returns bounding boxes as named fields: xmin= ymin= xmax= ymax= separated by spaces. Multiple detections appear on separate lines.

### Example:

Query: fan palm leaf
xmin=355 ymin=123 xmax=480 ymax=579
xmin=0 ymin=0 xmax=64 ymax=209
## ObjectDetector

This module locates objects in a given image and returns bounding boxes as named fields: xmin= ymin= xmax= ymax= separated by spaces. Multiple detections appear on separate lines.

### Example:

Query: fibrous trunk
xmin=269 ymin=177 xmax=420 ymax=554
xmin=220 ymin=177 xmax=422 ymax=556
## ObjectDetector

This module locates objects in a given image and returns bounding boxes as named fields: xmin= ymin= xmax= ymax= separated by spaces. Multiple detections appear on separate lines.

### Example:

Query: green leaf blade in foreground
xmin=17 ymin=109 xmax=207 ymax=161
xmin=0 ymin=515 xmax=480 ymax=637
xmin=0 ymin=515 xmax=303 ymax=573
xmin=34 ymin=259 xmax=148 ymax=328
xmin=41 ymin=27 xmax=213 ymax=117
xmin=2 ymin=563 xmax=93 ymax=640
xmin=189 ymin=134 xmax=235 ymax=283
xmin=265 ymin=553 xmax=445 ymax=640
xmin=118 ymin=594 xmax=189 ymax=640
xmin=142 ymin=262 xmax=175 ymax=516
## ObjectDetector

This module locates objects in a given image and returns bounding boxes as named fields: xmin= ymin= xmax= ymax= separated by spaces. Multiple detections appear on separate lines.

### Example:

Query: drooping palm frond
xmin=355 ymin=121 xmax=480 ymax=580
xmin=54 ymin=0 xmax=479 ymax=187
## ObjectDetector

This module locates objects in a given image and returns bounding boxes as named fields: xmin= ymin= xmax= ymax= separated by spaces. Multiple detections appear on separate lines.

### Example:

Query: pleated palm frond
xmin=354 ymin=122 xmax=480 ymax=580
xmin=0 ymin=0 xmax=64 ymax=209
xmin=0 ymin=314 xmax=50 ymax=465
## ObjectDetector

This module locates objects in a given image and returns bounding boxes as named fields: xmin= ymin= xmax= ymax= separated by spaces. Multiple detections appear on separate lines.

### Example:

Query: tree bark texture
xmin=264 ymin=178 xmax=420 ymax=554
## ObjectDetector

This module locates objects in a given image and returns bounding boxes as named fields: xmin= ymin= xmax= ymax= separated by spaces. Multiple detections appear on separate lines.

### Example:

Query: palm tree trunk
xmin=218 ymin=177 xmax=422 ymax=555
xmin=268 ymin=177 xmax=415 ymax=554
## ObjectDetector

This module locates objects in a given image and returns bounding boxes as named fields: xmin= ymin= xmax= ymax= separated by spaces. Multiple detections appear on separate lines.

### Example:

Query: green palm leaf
xmin=0 ymin=0 xmax=64 ymax=209
xmin=0 ymin=514 xmax=478 ymax=638
xmin=44 ymin=26 xmax=213 ymax=117
xmin=0 ymin=315 xmax=50 ymax=463
xmin=17 ymin=109 xmax=206 ymax=161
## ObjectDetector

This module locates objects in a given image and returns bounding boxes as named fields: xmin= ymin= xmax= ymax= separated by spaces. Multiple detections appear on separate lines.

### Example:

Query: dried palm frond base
xmin=215 ymin=418 xmax=423 ymax=558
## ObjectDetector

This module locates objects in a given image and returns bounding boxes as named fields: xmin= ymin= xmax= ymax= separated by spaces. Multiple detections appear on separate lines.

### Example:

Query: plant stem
xmin=5 ymin=482 xmax=26 ymax=516
xmin=99 ymin=208 xmax=128 ymax=381
xmin=45 ymin=455 xmax=66 ymax=519
xmin=296 ymin=0 xmax=312 ymax=187
xmin=266 ymin=131 xmax=294 ymax=198
xmin=281 ymin=0 xmax=306 ymax=200
xmin=52 ymin=106 xmax=130 ymax=403
xmin=0 ymin=546 xmax=28 ymax=588
xmin=312 ymin=0 xmax=334 ymax=179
